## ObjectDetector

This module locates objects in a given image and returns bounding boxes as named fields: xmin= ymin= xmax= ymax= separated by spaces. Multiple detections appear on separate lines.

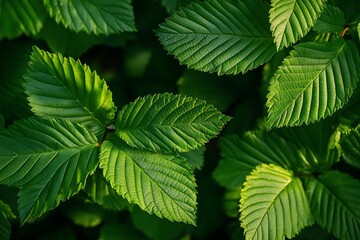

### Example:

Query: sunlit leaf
xmin=157 ymin=0 xmax=276 ymax=75
xmin=99 ymin=138 xmax=197 ymax=225
xmin=307 ymin=171 xmax=360 ymax=240
xmin=0 ymin=117 xmax=99 ymax=223
xmin=267 ymin=39 xmax=360 ymax=128
xmin=44 ymin=0 xmax=136 ymax=35
xmin=240 ymin=164 xmax=313 ymax=240
xmin=116 ymin=93 xmax=230 ymax=153
xmin=23 ymin=46 xmax=117 ymax=137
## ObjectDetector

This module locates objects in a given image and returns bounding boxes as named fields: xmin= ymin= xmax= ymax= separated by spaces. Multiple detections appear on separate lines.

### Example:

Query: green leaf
xmin=157 ymin=0 xmax=277 ymax=75
xmin=180 ymin=146 xmax=205 ymax=170
xmin=358 ymin=23 xmax=360 ymax=39
xmin=99 ymin=138 xmax=197 ymax=225
xmin=43 ymin=0 xmax=136 ymax=35
xmin=0 ymin=0 xmax=46 ymax=39
xmin=85 ymin=170 xmax=128 ymax=211
xmin=267 ymin=39 xmax=360 ymax=128
xmin=0 ymin=114 xmax=4 ymax=131
xmin=307 ymin=171 xmax=360 ymax=240
xmin=159 ymin=0 xmax=192 ymax=14
xmin=313 ymin=5 xmax=345 ymax=34
xmin=269 ymin=0 xmax=325 ymax=51
xmin=340 ymin=124 xmax=360 ymax=169
xmin=116 ymin=93 xmax=230 ymax=153
xmin=213 ymin=131 xmax=302 ymax=189
xmin=0 ymin=117 xmax=99 ymax=223
xmin=0 ymin=200 xmax=16 ymax=240
xmin=23 ymin=46 xmax=117 ymax=137
xmin=240 ymin=164 xmax=313 ymax=240
xmin=99 ymin=222 xmax=145 ymax=240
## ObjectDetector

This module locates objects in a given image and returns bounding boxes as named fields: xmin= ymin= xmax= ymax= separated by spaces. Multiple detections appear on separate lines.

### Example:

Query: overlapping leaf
xmin=213 ymin=131 xmax=302 ymax=189
xmin=23 ymin=46 xmax=117 ymax=137
xmin=240 ymin=164 xmax=313 ymax=240
xmin=0 ymin=117 xmax=99 ymax=223
xmin=307 ymin=171 xmax=360 ymax=240
xmin=43 ymin=0 xmax=136 ymax=35
xmin=0 ymin=200 xmax=15 ymax=240
xmin=99 ymin=138 xmax=197 ymax=225
xmin=267 ymin=39 xmax=360 ymax=128
xmin=313 ymin=5 xmax=345 ymax=34
xmin=0 ymin=0 xmax=46 ymax=39
xmin=157 ymin=0 xmax=277 ymax=75
xmin=340 ymin=125 xmax=360 ymax=169
xmin=116 ymin=93 xmax=230 ymax=153
xmin=269 ymin=0 xmax=325 ymax=51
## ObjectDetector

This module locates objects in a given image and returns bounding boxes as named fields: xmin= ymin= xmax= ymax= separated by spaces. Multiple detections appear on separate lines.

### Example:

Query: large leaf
xmin=157 ymin=0 xmax=277 ymax=75
xmin=240 ymin=164 xmax=313 ymax=240
xmin=213 ymin=131 xmax=302 ymax=189
xmin=267 ymin=39 xmax=360 ymax=128
xmin=307 ymin=171 xmax=360 ymax=240
xmin=313 ymin=5 xmax=345 ymax=34
xmin=0 ymin=0 xmax=46 ymax=39
xmin=23 ymin=46 xmax=117 ymax=137
xmin=0 ymin=200 xmax=15 ymax=240
xmin=99 ymin=138 xmax=197 ymax=225
xmin=340 ymin=124 xmax=360 ymax=169
xmin=269 ymin=0 xmax=325 ymax=51
xmin=0 ymin=117 xmax=99 ymax=223
xmin=43 ymin=0 xmax=136 ymax=35
xmin=116 ymin=93 xmax=230 ymax=153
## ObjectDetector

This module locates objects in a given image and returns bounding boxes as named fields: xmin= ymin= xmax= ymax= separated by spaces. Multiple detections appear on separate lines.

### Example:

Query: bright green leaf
xmin=313 ymin=5 xmax=345 ymax=34
xmin=0 ymin=117 xmax=99 ymax=223
xmin=116 ymin=93 xmax=230 ymax=153
xmin=0 ymin=200 xmax=15 ymax=240
xmin=340 ymin=124 xmax=360 ymax=169
xmin=269 ymin=0 xmax=325 ymax=51
xmin=157 ymin=0 xmax=276 ymax=75
xmin=307 ymin=171 xmax=360 ymax=240
xmin=23 ymin=46 xmax=117 ymax=137
xmin=240 ymin=164 xmax=313 ymax=240
xmin=267 ymin=39 xmax=360 ymax=128
xmin=43 ymin=0 xmax=136 ymax=35
xmin=213 ymin=131 xmax=302 ymax=189
xmin=99 ymin=138 xmax=197 ymax=225
xmin=358 ymin=23 xmax=360 ymax=39
xmin=0 ymin=0 xmax=46 ymax=39
xmin=85 ymin=170 xmax=128 ymax=211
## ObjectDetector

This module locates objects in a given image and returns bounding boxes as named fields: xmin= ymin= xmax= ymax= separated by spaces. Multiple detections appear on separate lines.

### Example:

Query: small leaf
xmin=0 ymin=200 xmax=16 ymax=240
xmin=116 ymin=93 xmax=230 ymax=153
xmin=240 ymin=164 xmax=313 ymax=240
xmin=44 ymin=0 xmax=136 ymax=35
xmin=313 ymin=5 xmax=345 ymax=34
xmin=180 ymin=146 xmax=205 ymax=170
xmin=157 ymin=0 xmax=276 ymax=75
xmin=269 ymin=0 xmax=326 ymax=51
xmin=99 ymin=138 xmax=197 ymax=225
xmin=340 ymin=124 xmax=360 ymax=169
xmin=0 ymin=117 xmax=99 ymax=223
xmin=358 ymin=23 xmax=360 ymax=39
xmin=0 ymin=0 xmax=46 ymax=39
xmin=267 ymin=39 xmax=360 ymax=128
xmin=23 ymin=46 xmax=117 ymax=137
xmin=307 ymin=171 xmax=360 ymax=240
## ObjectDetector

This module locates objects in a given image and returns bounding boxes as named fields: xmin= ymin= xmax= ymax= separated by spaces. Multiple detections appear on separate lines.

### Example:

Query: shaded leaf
xmin=0 ymin=0 xmax=46 ymax=39
xmin=313 ymin=5 xmax=345 ymax=34
xmin=267 ymin=39 xmax=360 ymax=128
xmin=99 ymin=138 xmax=197 ymax=225
xmin=23 ymin=46 xmax=117 ymax=137
xmin=159 ymin=0 xmax=193 ymax=14
xmin=180 ymin=146 xmax=205 ymax=170
xmin=0 ymin=114 xmax=3 ymax=131
xmin=340 ymin=124 xmax=360 ymax=169
xmin=307 ymin=171 xmax=360 ymax=240
xmin=44 ymin=0 xmax=136 ymax=35
xmin=240 ymin=164 xmax=313 ymax=240
xmin=0 ymin=117 xmax=99 ymax=223
xmin=269 ymin=0 xmax=325 ymax=50
xmin=99 ymin=222 xmax=145 ymax=240
xmin=116 ymin=93 xmax=230 ymax=153
xmin=157 ymin=0 xmax=276 ymax=75
xmin=0 ymin=200 xmax=16 ymax=240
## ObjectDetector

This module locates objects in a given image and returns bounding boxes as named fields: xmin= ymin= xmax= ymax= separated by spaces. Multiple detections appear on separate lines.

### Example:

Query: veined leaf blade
xmin=99 ymin=138 xmax=197 ymax=225
xmin=116 ymin=93 xmax=230 ymax=153
xmin=307 ymin=171 xmax=360 ymax=240
xmin=0 ymin=117 xmax=99 ymax=223
xmin=267 ymin=39 xmax=360 ymax=128
xmin=23 ymin=46 xmax=117 ymax=137
xmin=240 ymin=164 xmax=313 ymax=240
xmin=269 ymin=0 xmax=325 ymax=51
xmin=157 ymin=0 xmax=276 ymax=75
xmin=339 ymin=125 xmax=360 ymax=169
xmin=43 ymin=0 xmax=136 ymax=35
xmin=313 ymin=5 xmax=345 ymax=34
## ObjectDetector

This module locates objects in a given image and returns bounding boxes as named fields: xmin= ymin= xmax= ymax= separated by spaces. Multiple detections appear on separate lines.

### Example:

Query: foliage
xmin=0 ymin=0 xmax=359 ymax=239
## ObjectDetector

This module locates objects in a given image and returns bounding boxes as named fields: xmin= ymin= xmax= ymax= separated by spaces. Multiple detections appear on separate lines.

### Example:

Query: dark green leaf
xmin=340 ymin=124 xmax=360 ymax=169
xmin=180 ymin=146 xmax=205 ymax=170
xmin=0 ymin=200 xmax=16 ymax=240
xmin=313 ymin=5 xmax=345 ymax=33
xmin=99 ymin=222 xmax=145 ymax=240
